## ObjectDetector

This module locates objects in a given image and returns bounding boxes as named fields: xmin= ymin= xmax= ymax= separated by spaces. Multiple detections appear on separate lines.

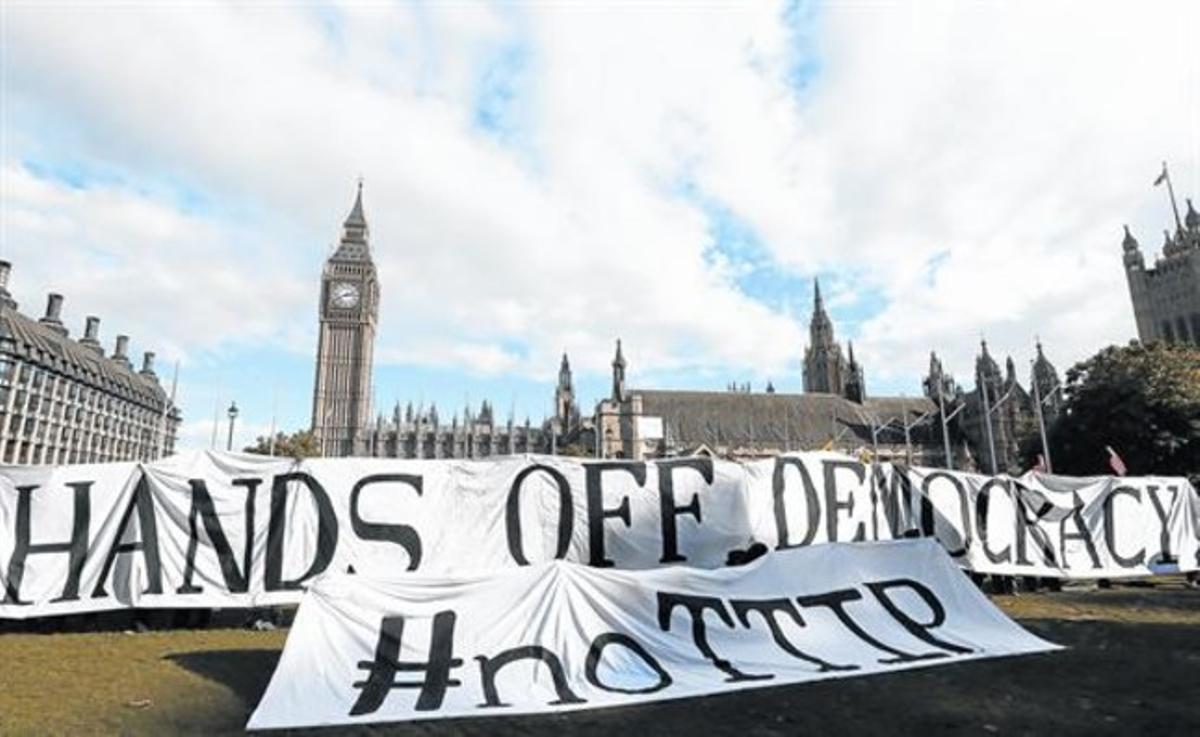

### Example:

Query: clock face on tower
xmin=330 ymin=282 xmax=360 ymax=309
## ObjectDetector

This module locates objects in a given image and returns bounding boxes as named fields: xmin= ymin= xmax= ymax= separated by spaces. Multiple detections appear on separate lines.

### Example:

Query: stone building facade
xmin=361 ymin=353 xmax=589 ymax=460
xmin=309 ymin=189 xmax=1060 ymax=468
xmin=364 ymin=401 xmax=551 ymax=459
xmin=597 ymin=291 xmax=946 ymax=463
xmin=597 ymin=289 xmax=1063 ymax=469
xmin=0 ymin=262 xmax=180 ymax=465
xmin=311 ymin=183 xmax=380 ymax=457
xmin=923 ymin=340 xmax=1062 ymax=474
xmin=1122 ymin=182 xmax=1199 ymax=344
xmin=309 ymin=186 xmax=585 ymax=460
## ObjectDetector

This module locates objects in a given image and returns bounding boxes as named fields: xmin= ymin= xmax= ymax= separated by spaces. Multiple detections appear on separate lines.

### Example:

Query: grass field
xmin=1 ymin=585 xmax=1198 ymax=736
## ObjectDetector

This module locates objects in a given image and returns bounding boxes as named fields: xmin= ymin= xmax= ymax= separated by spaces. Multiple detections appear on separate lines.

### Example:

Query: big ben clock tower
xmin=311 ymin=182 xmax=379 ymax=457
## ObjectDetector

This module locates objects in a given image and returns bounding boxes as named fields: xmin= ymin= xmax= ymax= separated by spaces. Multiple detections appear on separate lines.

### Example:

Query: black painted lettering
xmin=657 ymin=591 xmax=771 ymax=682
xmin=584 ymin=461 xmax=644 ymax=567
xmin=1013 ymin=484 xmax=1057 ymax=568
xmin=3 ymin=482 xmax=91 ymax=604
xmin=920 ymin=472 xmax=972 ymax=558
xmin=1102 ymin=486 xmax=1145 ymax=567
xmin=350 ymin=473 xmax=423 ymax=571
xmin=1146 ymin=485 xmax=1180 ymax=565
xmin=657 ymin=458 xmax=711 ymax=563
xmin=476 ymin=646 xmax=586 ymax=708
xmin=796 ymin=587 xmax=940 ymax=664
xmin=773 ymin=456 xmax=821 ymax=550
xmin=730 ymin=597 xmax=856 ymax=672
xmin=93 ymin=473 xmax=163 ymax=598
xmin=350 ymin=611 xmax=462 ymax=715
xmin=823 ymin=459 xmax=866 ymax=542
xmin=504 ymin=464 xmax=573 ymax=566
xmin=874 ymin=465 xmax=918 ymax=539
xmin=585 ymin=633 xmax=673 ymax=694
xmin=177 ymin=478 xmax=260 ymax=594
xmin=865 ymin=578 xmax=972 ymax=655
xmin=975 ymin=478 xmax=1012 ymax=564
xmin=265 ymin=472 xmax=338 ymax=591
xmin=1059 ymin=492 xmax=1101 ymax=570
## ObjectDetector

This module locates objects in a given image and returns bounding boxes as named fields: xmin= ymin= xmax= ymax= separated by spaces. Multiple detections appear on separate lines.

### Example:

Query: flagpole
xmin=156 ymin=361 xmax=179 ymax=459
xmin=268 ymin=387 xmax=278 ymax=457
xmin=1158 ymin=161 xmax=1184 ymax=233
xmin=210 ymin=385 xmax=221 ymax=449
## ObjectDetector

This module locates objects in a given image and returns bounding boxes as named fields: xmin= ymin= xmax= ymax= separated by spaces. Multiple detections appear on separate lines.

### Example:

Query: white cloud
xmin=2 ymin=0 xmax=1197 ymax=406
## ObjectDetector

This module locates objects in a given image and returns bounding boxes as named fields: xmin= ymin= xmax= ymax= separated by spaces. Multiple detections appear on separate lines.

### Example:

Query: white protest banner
xmin=899 ymin=466 xmax=1200 ymax=577
xmin=247 ymin=539 xmax=1058 ymax=730
xmin=2 ymin=451 xmax=1198 ymax=618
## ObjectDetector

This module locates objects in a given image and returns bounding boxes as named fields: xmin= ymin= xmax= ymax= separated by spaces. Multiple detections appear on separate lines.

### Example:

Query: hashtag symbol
xmin=350 ymin=610 xmax=463 ymax=715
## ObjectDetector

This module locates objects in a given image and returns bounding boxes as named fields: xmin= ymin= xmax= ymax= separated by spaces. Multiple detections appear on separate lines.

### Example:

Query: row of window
xmin=0 ymin=357 xmax=176 ymax=465
xmin=1 ymin=358 xmax=158 ymax=411
xmin=0 ymin=395 xmax=163 ymax=432
xmin=1 ymin=409 xmax=167 ymax=445
xmin=371 ymin=436 xmax=539 ymax=458
xmin=0 ymin=368 xmax=166 ymax=426
xmin=2 ymin=435 xmax=175 ymax=465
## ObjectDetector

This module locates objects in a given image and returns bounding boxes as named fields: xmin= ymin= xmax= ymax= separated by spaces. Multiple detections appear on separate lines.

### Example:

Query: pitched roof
xmin=331 ymin=183 xmax=372 ymax=263
xmin=0 ymin=307 xmax=171 ymax=410
xmin=633 ymin=389 xmax=939 ymax=450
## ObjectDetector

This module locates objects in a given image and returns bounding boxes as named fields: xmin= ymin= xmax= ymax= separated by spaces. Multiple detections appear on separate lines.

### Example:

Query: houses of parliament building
xmin=311 ymin=184 xmax=1063 ymax=472
xmin=1122 ymin=165 xmax=1199 ymax=345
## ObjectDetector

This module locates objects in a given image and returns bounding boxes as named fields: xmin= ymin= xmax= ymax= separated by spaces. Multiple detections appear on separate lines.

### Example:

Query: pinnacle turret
xmin=1122 ymin=224 xmax=1139 ymax=250
xmin=331 ymin=180 xmax=371 ymax=261
xmin=612 ymin=339 xmax=627 ymax=401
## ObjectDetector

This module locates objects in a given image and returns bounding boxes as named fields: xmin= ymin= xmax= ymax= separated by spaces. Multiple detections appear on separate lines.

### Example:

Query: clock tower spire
xmin=311 ymin=182 xmax=380 ymax=456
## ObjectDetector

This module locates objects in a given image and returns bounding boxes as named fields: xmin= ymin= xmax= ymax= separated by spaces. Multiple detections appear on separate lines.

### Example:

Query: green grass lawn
xmin=1 ymin=585 xmax=1197 ymax=736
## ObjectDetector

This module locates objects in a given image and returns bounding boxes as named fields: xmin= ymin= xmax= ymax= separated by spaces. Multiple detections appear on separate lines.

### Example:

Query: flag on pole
xmin=1154 ymin=163 xmax=1168 ymax=186
xmin=1105 ymin=445 xmax=1127 ymax=476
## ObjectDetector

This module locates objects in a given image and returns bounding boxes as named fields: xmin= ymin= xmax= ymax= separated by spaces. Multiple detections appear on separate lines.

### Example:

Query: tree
xmin=1045 ymin=342 xmax=1200 ymax=476
xmin=244 ymin=430 xmax=320 ymax=459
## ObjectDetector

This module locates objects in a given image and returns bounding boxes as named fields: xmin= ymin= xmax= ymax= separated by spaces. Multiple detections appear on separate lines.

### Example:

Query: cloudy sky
xmin=2 ymin=0 xmax=1198 ymax=450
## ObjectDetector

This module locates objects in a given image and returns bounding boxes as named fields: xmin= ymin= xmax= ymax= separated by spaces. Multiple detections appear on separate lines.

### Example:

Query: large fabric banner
xmin=1 ymin=451 xmax=1197 ymax=618
xmin=247 ymin=539 xmax=1058 ymax=730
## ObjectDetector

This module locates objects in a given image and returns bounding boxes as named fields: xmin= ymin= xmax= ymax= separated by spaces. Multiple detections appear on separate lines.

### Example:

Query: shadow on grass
xmin=163 ymin=620 xmax=1200 ymax=737
xmin=165 ymin=649 xmax=281 ymax=708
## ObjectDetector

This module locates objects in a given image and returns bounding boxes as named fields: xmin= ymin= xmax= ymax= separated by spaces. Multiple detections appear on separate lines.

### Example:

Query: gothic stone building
xmin=597 ymin=283 xmax=942 ymax=463
xmin=310 ymin=183 xmax=380 ymax=457
xmin=924 ymin=340 xmax=1063 ymax=475
xmin=0 ymin=261 xmax=180 ymax=465
xmin=1122 ymin=191 xmax=1200 ymax=345
xmin=311 ymin=189 xmax=1061 ymax=469
xmin=310 ymin=186 xmax=571 ymax=459
xmin=596 ymin=282 xmax=1063 ymax=470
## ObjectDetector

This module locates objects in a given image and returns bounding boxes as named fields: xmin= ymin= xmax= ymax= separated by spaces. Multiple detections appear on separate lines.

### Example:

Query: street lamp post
xmin=226 ymin=401 xmax=239 ymax=452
